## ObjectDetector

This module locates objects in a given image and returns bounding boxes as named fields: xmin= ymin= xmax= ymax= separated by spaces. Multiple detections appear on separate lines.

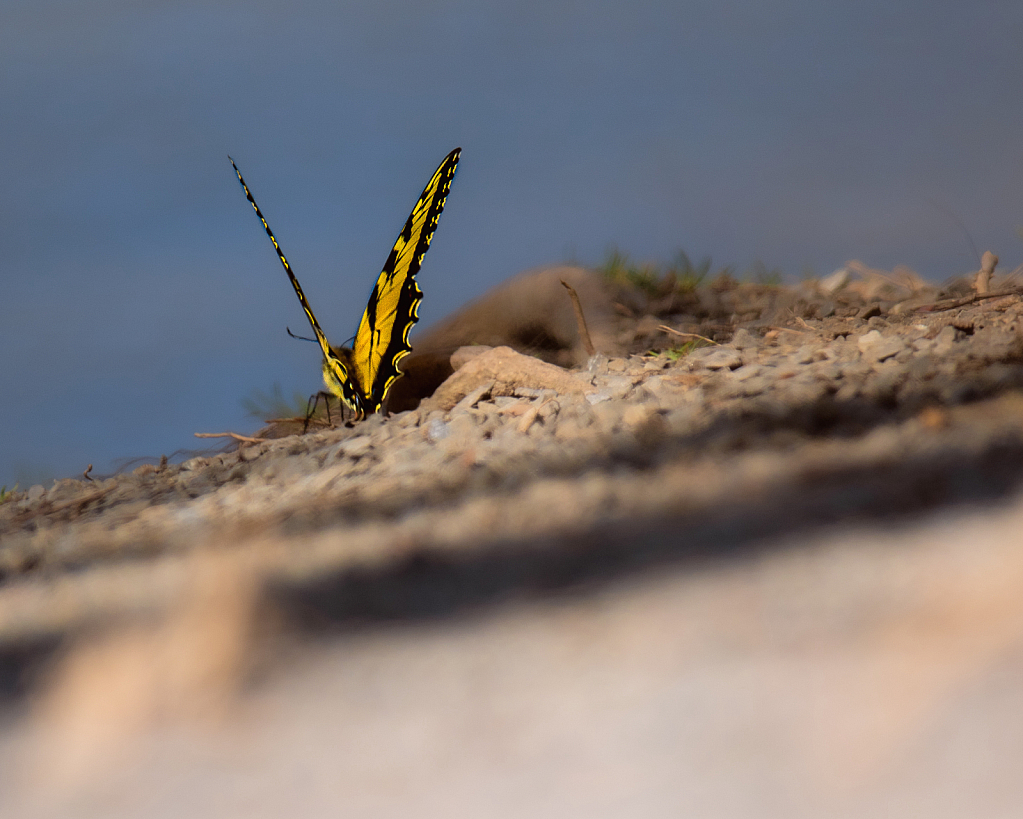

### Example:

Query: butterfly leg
xmin=302 ymin=393 xmax=318 ymax=434
xmin=303 ymin=391 xmax=335 ymax=433
xmin=323 ymin=393 xmax=334 ymax=428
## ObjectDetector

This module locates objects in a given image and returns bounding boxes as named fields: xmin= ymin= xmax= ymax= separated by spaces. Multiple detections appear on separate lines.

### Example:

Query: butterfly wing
xmin=230 ymin=157 xmax=365 ymax=415
xmin=352 ymin=148 xmax=461 ymax=413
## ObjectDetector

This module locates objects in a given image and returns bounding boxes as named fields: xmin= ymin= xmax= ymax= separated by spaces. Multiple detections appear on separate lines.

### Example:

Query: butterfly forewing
xmin=353 ymin=147 xmax=461 ymax=411
xmin=229 ymin=157 xmax=355 ymax=393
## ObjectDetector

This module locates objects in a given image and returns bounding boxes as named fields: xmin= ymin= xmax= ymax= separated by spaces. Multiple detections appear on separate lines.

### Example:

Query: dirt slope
xmin=3 ymin=267 xmax=1023 ymax=817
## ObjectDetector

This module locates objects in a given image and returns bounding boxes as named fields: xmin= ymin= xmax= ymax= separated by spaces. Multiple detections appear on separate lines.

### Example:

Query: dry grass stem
xmin=561 ymin=279 xmax=597 ymax=356
xmin=657 ymin=326 xmax=719 ymax=345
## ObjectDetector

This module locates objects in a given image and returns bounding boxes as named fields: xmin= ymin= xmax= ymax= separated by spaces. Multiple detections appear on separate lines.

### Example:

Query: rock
xmin=450 ymin=346 xmax=493 ymax=371
xmin=439 ymin=412 xmax=478 ymax=452
xmin=451 ymin=382 xmax=494 ymax=413
xmin=857 ymin=330 xmax=906 ymax=363
xmin=425 ymin=346 xmax=594 ymax=411
xmin=819 ymin=267 xmax=851 ymax=294
xmin=933 ymin=325 xmax=958 ymax=356
xmin=409 ymin=265 xmax=621 ymax=369
xmin=790 ymin=346 xmax=817 ymax=365
xmin=586 ymin=354 xmax=611 ymax=374
xmin=601 ymin=376 xmax=637 ymax=399
xmin=689 ymin=348 xmax=742 ymax=371
xmin=641 ymin=375 xmax=689 ymax=402
xmin=730 ymin=328 xmax=758 ymax=350
xmin=391 ymin=410 xmax=421 ymax=428
xmin=47 ymin=479 xmax=83 ymax=504
xmin=732 ymin=364 xmax=766 ymax=382
xmin=426 ymin=416 xmax=449 ymax=443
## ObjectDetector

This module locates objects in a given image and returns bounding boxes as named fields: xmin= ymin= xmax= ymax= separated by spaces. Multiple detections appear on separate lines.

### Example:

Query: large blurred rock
xmin=387 ymin=266 xmax=619 ymax=412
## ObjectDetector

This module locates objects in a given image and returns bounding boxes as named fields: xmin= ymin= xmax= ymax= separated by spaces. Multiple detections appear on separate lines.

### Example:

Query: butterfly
xmin=231 ymin=147 xmax=460 ymax=422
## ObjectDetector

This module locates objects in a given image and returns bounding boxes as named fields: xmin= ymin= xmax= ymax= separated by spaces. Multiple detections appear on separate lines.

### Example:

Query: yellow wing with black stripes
xmin=352 ymin=147 xmax=460 ymax=412
xmin=230 ymin=155 xmax=366 ymax=415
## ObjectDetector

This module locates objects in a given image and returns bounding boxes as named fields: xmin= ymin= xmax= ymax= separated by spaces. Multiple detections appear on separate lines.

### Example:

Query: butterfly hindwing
xmin=353 ymin=148 xmax=461 ymax=412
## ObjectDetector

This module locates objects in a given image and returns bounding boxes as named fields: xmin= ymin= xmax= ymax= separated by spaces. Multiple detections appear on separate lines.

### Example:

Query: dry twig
xmin=658 ymin=326 xmax=719 ymax=345
xmin=561 ymin=279 xmax=596 ymax=356
xmin=194 ymin=432 xmax=267 ymax=444
xmin=263 ymin=416 xmax=333 ymax=428
xmin=915 ymin=289 xmax=1018 ymax=313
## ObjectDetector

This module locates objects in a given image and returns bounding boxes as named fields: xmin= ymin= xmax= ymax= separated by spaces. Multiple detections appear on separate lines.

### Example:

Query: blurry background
xmin=2 ymin=0 xmax=1022 ymax=485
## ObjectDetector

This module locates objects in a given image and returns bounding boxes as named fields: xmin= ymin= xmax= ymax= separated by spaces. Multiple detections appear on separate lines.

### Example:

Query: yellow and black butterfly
xmin=231 ymin=148 xmax=460 ymax=422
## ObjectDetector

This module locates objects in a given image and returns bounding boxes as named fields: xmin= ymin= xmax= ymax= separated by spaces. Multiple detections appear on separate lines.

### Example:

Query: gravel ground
xmin=2 ymin=269 xmax=1023 ymax=816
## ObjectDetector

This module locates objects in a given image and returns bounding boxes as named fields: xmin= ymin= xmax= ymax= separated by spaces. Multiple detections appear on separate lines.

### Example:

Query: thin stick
xmin=915 ymin=289 xmax=1018 ymax=313
xmin=561 ymin=280 xmax=596 ymax=356
xmin=194 ymin=432 xmax=266 ymax=444
xmin=82 ymin=464 xmax=93 ymax=482
xmin=657 ymin=325 xmax=719 ymax=345
xmin=263 ymin=416 xmax=332 ymax=427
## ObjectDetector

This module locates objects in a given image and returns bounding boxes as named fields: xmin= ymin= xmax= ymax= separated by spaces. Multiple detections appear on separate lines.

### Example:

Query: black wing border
xmin=364 ymin=147 xmax=461 ymax=411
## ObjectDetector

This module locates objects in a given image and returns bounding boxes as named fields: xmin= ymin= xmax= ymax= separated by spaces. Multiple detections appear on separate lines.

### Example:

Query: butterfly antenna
xmin=287 ymin=327 xmax=319 ymax=343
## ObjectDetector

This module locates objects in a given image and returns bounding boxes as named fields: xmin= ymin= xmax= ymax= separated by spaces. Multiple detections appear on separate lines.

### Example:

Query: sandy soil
xmin=2 ymin=266 xmax=1023 ymax=817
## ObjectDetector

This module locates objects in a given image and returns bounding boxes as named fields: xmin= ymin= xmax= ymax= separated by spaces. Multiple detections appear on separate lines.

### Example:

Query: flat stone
xmin=690 ymin=348 xmax=743 ymax=371
xmin=857 ymin=330 xmax=906 ymax=363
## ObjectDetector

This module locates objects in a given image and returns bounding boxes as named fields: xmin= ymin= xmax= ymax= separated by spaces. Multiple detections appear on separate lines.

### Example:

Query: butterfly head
xmin=322 ymin=346 xmax=368 ymax=421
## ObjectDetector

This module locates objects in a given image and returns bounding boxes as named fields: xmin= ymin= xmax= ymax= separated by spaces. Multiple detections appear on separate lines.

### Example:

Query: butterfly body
xmin=231 ymin=148 xmax=460 ymax=421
